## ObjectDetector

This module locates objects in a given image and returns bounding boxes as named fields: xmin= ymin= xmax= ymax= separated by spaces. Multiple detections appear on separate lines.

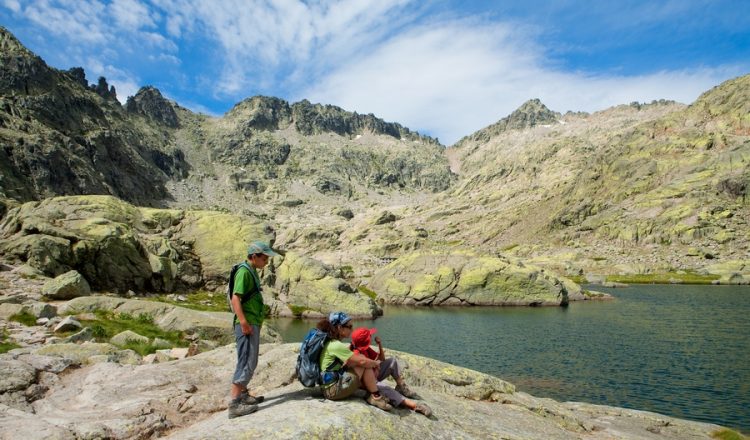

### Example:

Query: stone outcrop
xmin=0 ymin=343 xmax=728 ymax=439
xmin=0 ymin=195 xmax=274 ymax=293
xmin=272 ymin=252 xmax=381 ymax=318
xmin=41 ymin=270 xmax=91 ymax=300
xmin=453 ymin=98 xmax=561 ymax=147
xmin=125 ymin=86 xmax=179 ymax=128
xmin=224 ymin=96 xmax=439 ymax=144
xmin=367 ymin=250 xmax=593 ymax=306
xmin=0 ymin=28 xmax=188 ymax=205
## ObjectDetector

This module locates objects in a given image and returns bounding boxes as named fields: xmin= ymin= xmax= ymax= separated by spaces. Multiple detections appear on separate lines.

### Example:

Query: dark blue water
xmin=269 ymin=285 xmax=750 ymax=432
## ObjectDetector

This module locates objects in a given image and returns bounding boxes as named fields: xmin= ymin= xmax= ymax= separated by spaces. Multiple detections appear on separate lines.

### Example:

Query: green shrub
xmin=135 ymin=313 xmax=154 ymax=325
xmin=90 ymin=324 xmax=107 ymax=339
xmin=122 ymin=340 xmax=157 ymax=356
xmin=288 ymin=304 xmax=310 ymax=316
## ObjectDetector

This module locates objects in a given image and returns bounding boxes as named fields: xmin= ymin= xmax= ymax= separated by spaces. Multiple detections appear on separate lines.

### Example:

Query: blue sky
xmin=2 ymin=0 xmax=749 ymax=145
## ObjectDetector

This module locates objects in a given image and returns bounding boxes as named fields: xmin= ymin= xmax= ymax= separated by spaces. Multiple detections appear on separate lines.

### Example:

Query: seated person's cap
xmin=328 ymin=311 xmax=351 ymax=327
xmin=247 ymin=241 xmax=279 ymax=257
xmin=351 ymin=327 xmax=377 ymax=349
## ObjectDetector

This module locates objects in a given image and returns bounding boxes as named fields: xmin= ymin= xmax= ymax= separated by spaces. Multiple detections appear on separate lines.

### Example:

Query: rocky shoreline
xmin=0 ymin=339 xmax=735 ymax=440
xmin=0 ymin=273 xmax=744 ymax=439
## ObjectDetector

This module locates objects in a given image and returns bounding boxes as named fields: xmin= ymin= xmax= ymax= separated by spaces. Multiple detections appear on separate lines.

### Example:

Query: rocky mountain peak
xmin=0 ymin=26 xmax=56 ymax=95
xmin=453 ymin=98 xmax=561 ymax=147
xmin=0 ymin=26 xmax=34 ymax=57
xmin=225 ymin=95 xmax=292 ymax=131
xmin=125 ymin=86 xmax=179 ymax=128
xmin=226 ymin=95 xmax=440 ymax=144
xmin=691 ymin=73 xmax=750 ymax=121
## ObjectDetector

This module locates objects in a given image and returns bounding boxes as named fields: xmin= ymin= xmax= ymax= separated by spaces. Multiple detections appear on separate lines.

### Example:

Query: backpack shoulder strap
xmin=235 ymin=262 xmax=261 ymax=305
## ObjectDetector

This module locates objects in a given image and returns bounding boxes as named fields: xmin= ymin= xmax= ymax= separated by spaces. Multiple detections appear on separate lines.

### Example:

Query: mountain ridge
xmin=0 ymin=25 xmax=748 ymax=285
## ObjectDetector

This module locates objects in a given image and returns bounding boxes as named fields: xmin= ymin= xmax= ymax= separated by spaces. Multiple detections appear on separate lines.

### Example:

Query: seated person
xmin=350 ymin=327 xmax=431 ymax=417
xmin=317 ymin=312 xmax=392 ymax=411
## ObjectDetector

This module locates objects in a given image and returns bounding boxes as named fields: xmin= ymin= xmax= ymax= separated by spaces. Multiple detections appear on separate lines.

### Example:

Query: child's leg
xmin=377 ymin=384 xmax=405 ymax=407
xmin=400 ymin=398 xmax=416 ymax=410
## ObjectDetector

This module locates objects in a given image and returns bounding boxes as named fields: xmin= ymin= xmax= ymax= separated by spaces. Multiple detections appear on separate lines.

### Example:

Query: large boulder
xmin=0 ymin=343 xmax=726 ymax=440
xmin=367 ymin=250 xmax=586 ymax=306
xmin=41 ymin=270 xmax=91 ymax=300
xmin=273 ymin=252 xmax=381 ymax=318
xmin=0 ymin=196 xmax=274 ymax=293
xmin=110 ymin=330 xmax=149 ymax=347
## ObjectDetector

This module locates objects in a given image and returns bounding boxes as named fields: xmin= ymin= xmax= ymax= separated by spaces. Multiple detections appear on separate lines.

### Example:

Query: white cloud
xmin=151 ymin=0 xmax=416 ymax=99
xmin=303 ymin=19 xmax=745 ymax=145
xmin=24 ymin=0 xmax=108 ymax=44
xmin=109 ymin=0 xmax=157 ymax=30
xmin=2 ymin=0 xmax=20 ymax=13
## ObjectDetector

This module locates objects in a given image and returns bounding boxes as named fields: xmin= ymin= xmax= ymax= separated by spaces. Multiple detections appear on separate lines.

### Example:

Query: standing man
xmin=228 ymin=241 xmax=279 ymax=419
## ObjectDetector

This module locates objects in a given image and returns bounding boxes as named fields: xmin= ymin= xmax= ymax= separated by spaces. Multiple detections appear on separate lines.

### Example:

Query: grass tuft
xmin=0 ymin=329 xmax=20 ymax=354
xmin=73 ymin=310 xmax=188 ymax=356
xmin=9 ymin=311 xmax=37 ymax=326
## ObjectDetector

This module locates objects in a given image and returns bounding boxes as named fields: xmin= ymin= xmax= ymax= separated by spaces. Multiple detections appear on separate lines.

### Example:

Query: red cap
xmin=351 ymin=327 xmax=377 ymax=349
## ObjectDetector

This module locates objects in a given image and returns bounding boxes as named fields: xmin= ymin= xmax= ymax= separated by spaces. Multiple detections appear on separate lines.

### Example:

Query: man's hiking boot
xmin=240 ymin=391 xmax=265 ymax=405
xmin=415 ymin=403 xmax=432 ymax=417
xmin=366 ymin=393 xmax=393 ymax=411
xmin=228 ymin=400 xmax=258 ymax=419
xmin=395 ymin=383 xmax=418 ymax=398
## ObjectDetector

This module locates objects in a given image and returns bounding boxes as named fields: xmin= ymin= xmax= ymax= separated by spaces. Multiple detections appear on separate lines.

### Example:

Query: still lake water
xmin=269 ymin=285 xmax=750 ymax=432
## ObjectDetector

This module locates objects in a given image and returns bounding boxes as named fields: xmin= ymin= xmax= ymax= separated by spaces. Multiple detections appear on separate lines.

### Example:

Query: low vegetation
xmin=288 ymin=304 xmax=311 ymax=316
xmin=0 ymin=329 xmax=20 ymax=354
xmin=147 ymin=290 xmax=226 ymax=312
xmin=357 ymin=285 xmax=378 ymax=300
xmin=606 ymin=272 xmax=720 ymax=285
xmin=9 ymin=311 xmax=37 ymax=326
xmin=73 ymin=310 xmax=189 ymax=356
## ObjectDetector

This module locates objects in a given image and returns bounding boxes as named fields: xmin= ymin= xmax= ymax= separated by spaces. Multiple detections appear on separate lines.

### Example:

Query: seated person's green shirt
xmin=232 ymin=265 xmax=264 ymax=326
xmin=320 ymin=340 xmax=353 ymax=372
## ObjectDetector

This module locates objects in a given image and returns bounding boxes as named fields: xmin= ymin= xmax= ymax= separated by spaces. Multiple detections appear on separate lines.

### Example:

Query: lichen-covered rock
xmin=110 ymin=330 xmax=149 ymax=347
xmin=0 ymin=343 xmax=725 ymax=440
xmin=274 ymin=252 xmax=381 ymax=318
xmin=0 ymin=196 xmax=274 ymax=293
xmin=704 ymin=260 xmax=750 ymax=284
xmin=367 ymin=250 xmax=586 ymax=306
xmin=41 ymin=270 xmax=91 ymax=300
xmin=0 ymin=303 xmax=23 ymax=320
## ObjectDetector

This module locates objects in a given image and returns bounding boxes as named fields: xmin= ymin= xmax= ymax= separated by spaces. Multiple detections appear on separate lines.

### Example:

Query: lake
xmin=268 ymin=284 xmax=750 ymax=433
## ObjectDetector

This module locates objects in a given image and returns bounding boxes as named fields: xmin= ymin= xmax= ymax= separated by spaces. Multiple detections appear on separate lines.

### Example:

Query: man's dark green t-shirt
xmin=232 ymin=265 xmax=264 ymax=326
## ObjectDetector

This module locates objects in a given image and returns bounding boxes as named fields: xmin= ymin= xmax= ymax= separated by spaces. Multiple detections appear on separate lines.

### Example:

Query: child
xmin=350 ymin=327 xmax=432 ymax=417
